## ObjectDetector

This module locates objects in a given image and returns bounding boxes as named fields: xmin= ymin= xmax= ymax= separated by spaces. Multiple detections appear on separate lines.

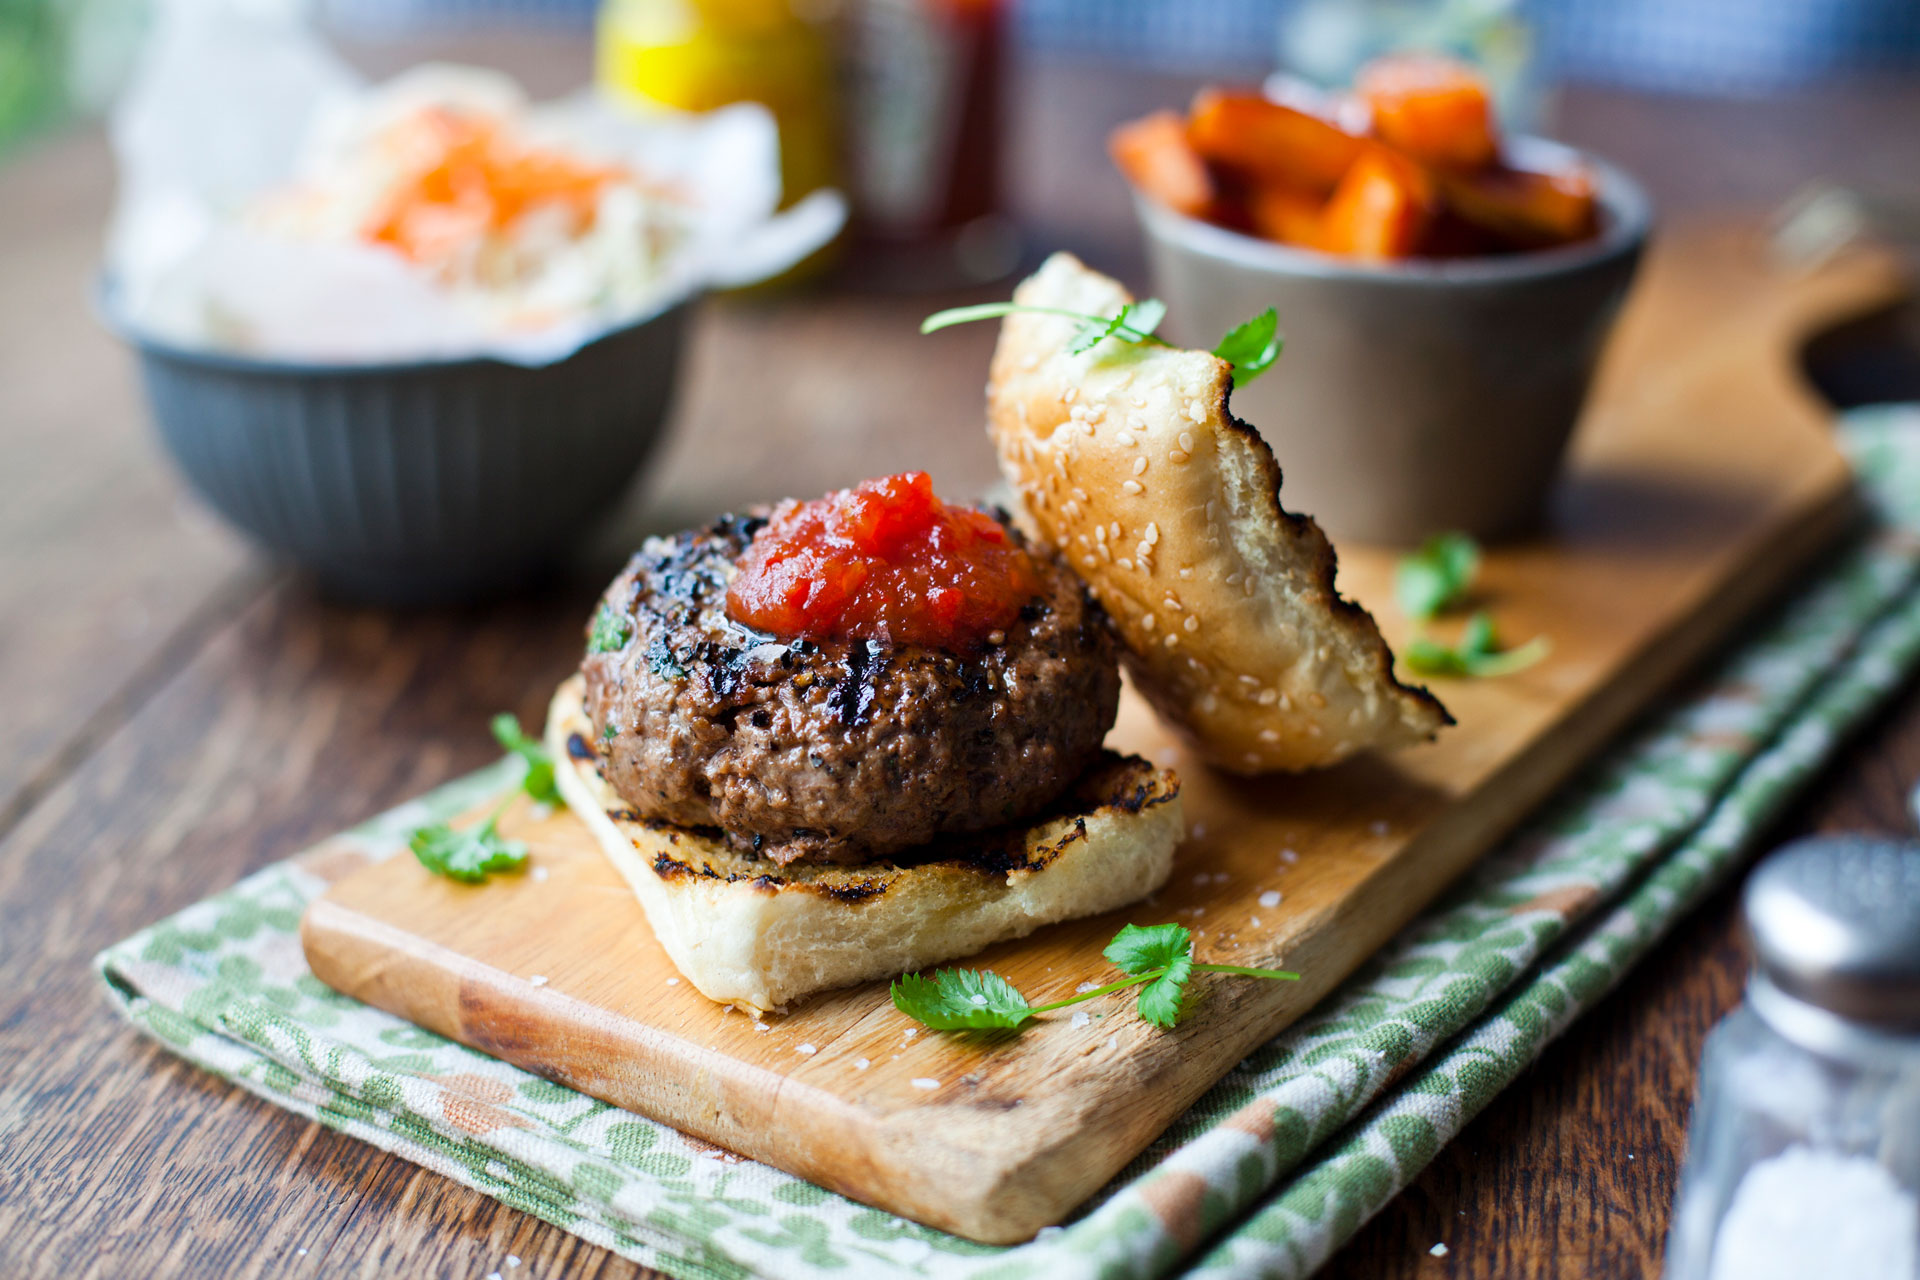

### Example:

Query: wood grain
xmin=299 ymin=222 xmax=1898 ymax=1244
xmin=1 ymin=51 xmax=1917 ymax=1279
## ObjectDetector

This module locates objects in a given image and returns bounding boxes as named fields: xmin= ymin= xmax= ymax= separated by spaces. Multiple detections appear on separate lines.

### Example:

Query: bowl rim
xmin=1134 ymin=134 xmax=1653 ymax=286
xmin=92 ymin=277 xmax=694 ymax=378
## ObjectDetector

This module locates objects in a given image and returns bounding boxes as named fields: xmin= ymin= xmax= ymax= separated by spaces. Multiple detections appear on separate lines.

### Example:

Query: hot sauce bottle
xmin=836 ymin=0 xmax=1018 ymax=289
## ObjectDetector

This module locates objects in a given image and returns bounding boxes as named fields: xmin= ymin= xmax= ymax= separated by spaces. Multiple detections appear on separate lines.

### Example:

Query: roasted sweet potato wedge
xmin=1319 ymin=146 xmax=1436 ymax=260
xmin=1357 ymin=53 xmax=1499 ymax=170
xmin=1439 ymin=163 xmax=1598 ymax=247
xmin=1186 ymin=88 xmax=1364 ymax=195
xmin=1108 ymin=110 xmax=1216 ymax=218
xmin=1247 ymin=183 xmax=1327 ymax=249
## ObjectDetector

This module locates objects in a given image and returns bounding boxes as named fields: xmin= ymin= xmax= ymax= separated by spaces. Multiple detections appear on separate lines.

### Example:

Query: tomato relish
xmin=726 ymin=472 xmax=1040 ymax=651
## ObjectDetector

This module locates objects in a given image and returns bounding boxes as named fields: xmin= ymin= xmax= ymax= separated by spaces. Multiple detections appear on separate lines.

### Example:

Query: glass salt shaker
xmin=1665 ymin=836 xmax=1920 ymax=1280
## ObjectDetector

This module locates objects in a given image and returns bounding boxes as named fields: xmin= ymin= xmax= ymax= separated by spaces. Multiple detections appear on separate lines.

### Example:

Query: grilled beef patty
xmin=579 ymin=512 xmax=1121 ymax=866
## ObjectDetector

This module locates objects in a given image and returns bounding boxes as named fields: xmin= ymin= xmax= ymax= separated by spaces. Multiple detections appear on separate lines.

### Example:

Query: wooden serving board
xmin=302 ymin=223 xmax=1907 ymax=1245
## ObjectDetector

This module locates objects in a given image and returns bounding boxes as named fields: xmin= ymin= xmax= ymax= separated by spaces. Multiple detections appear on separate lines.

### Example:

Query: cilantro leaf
xmin=1395 ymin=532 xmax=1480 ymax=621
xmin=410 ymin=820 xmax=529 ymax=884
xmin=1068 ymin=299 xmax=1171 ymax=355
xmin=1105 ymin=923 xmax=1195 ymax=1027
xmin=1103 ymin=922 xmax=1193 ymax=976
xmin=1123 ymin=297 xmax=1167 ymax=339
xmin=588 ymin=603 xmax=633 ymax=654
xmin=1212 ymin=308 xmax=1282 ymax=388
xmin=894 ymin=920 xmax=1295 ymax=1035
xmin=1403 ymin=610 xmax=1550 ymax=678
xmin=490 ymin=713 xmax=559 ymax=805
xmin=890 ymin=968 xmax=1035 ymax=1030
xmin=1134 ymin=966 xmax=1191 ymax=1029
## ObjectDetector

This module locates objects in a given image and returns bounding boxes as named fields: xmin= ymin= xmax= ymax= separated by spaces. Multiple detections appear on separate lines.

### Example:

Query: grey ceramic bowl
xmin=106 ymin=299 xmax=689 ymax=604
xmin=1135 ymin=136 xmax=1651 ymax=545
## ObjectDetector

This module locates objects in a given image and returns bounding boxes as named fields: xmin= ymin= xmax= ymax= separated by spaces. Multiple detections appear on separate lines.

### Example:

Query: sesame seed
xmin=1094 ymin=525 xmax=1106 ymax=543
xmin=1169 ymin=449 xmax=1190 ymax=464
xmin=1260 ymin=728 xmax=1280 ymax=742
xmin=1164 ymin=594 xmax=1182 ymax=610
xmin=1131 ymin=456 xmax=1148 ymax=476
xmin=1178 ymin=431 xmax=1195 ymax=451
xmin=1110 ymin=522 xmax=1122 ymax=539
xmin=1184 ymin=616 xmax=1199 ymax=632
xmin=1117 ymin=557 xmax=1134 ymax=570
xmin=1082 ymin=555 xmax=1097 ymax=568
xmin=1098 ymin=543 xmax=1113 ymax=561
xmin=1063 ymin=500 xmax=1080 ymax=518
xmin=1179 ymin=567 xmax=1193 ymax=579
xmin=1063 ymin=386 xmax=1078 ymax=402
xmin=1245 ymin=578 xmax=1257 ymax=596
xmin=1163 ymin=633 xmax=1179 ymax=647
xmin=1142 ymin=615 xmax=1156 ymax=631
xmin=987 ymin=629 xmax=1006 ymax=645
xmin=1259 ymin=890 xmax=1282 ymax=908
xmin=1073 ymin=488 xmax=1089 ymax=503
xmin=1136 ymin=542 xmax=1153 ymax=560
xmin=1145 ymin=523 xmax=1159 ymax=545
xmin=1117 ymin=431 xmax=1136 ymax=447
xmin=1123 ymin=481 xmax=1144 ymax=495
xmin=1258 ymin=689 xmax=1278 ymax=706
xmin=1199 ymin=693 xmax=1219 ymax=712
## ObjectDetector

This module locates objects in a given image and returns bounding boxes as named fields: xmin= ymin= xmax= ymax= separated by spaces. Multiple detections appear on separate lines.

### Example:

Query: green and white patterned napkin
xmin=98 ymin=408 xmax=1920 ymax=1280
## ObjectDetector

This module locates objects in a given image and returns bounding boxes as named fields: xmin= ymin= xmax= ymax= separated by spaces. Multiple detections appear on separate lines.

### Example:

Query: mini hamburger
xmin=548 ymin=256 xmax=1447 ymax=1012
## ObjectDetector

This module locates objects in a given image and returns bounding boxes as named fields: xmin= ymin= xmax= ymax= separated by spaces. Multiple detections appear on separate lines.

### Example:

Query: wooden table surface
xmin=3 ymin=41 xmax=1919 ymax=1279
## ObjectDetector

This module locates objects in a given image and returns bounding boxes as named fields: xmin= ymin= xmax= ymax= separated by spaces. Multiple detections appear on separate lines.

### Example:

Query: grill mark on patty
xmin=835 ymin=640 xmax=885 ymax=726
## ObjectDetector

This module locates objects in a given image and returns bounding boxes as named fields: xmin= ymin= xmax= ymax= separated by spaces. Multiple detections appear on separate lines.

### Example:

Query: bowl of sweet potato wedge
xmin=1112 ymin=54 xmax=1650 ymax=544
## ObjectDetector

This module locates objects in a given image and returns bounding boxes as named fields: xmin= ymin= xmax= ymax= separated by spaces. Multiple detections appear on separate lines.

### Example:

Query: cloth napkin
xmin=97 ymin=407 xmax=1920 ymax=1280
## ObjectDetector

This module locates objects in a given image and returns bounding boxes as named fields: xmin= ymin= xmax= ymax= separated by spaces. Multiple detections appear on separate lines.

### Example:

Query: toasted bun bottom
xmin=545 ymin=676 xmax=1184 ymax=1013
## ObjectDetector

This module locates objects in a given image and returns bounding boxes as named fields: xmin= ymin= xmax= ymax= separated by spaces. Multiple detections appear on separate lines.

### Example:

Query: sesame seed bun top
xmin=985 ymin=252 xmax=1450 ymax=773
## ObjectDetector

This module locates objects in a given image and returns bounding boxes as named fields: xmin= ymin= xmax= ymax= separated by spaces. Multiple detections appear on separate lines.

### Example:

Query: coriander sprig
xmin=891 ymin=923 xmax=1299 ymax=1033
xmin=1403 ymin=611 xmax=1550 ymax=678
xmin=1395 ymin=531 xmax=1481 ymax=621
xmin=1393 ymin=532 xmax=1549 ymax=678
xmin=410 ymin=713 xmax=562 ymax=884
xmin=921 ymin=299 xmax=1282 ymax=389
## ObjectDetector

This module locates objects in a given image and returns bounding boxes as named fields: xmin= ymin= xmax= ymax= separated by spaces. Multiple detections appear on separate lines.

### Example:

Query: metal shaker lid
xmin=1744 ymin=836 xmax=1920 ymax=1031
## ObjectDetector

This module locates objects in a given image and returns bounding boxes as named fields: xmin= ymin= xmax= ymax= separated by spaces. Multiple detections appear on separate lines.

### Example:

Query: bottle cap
xmin=1744 ymin=836 xmax=1920 ymax=1032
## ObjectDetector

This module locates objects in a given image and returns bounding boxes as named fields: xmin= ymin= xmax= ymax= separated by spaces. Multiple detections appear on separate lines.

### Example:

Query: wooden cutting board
xmin=301 ymin=222 xmax=1907 ymax=1245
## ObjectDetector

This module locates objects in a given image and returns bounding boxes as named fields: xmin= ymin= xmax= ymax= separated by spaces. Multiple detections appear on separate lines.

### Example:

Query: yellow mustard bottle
xmin=597 ymin=0 xmax=839 ymax=223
